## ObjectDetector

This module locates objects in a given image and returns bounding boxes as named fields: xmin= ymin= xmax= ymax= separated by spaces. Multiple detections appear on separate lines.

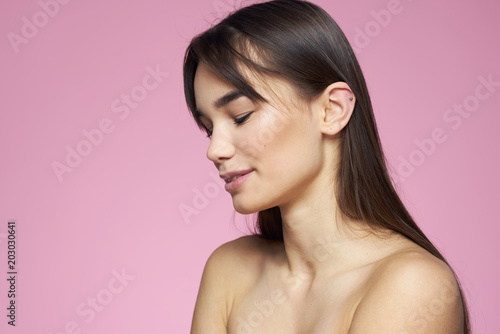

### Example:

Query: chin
xmin=232 ymin=198 xmax=261 ymax=215
xmin=232 ymin=196 xmax=278 ymax=215
xmin=233 ymin=204 xmax=258 ymax=215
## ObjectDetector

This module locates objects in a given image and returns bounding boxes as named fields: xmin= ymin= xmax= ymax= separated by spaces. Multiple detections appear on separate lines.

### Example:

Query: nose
xmin=206 ymin=128 xmax=236 ymax=163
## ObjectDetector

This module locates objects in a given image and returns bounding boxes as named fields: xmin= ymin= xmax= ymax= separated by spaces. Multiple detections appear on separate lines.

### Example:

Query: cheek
xmin=244 ymin=108 xmax=322 ymax=177
xmin=239 ymin=108 xmax=293 ymax=157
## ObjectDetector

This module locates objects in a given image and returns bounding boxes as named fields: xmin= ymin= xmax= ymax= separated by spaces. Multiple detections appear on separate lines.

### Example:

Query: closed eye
xmin=204 ymin=112 xmax=253 ymax=138
xmin=234 ymin=112 xmax=252 ymax=125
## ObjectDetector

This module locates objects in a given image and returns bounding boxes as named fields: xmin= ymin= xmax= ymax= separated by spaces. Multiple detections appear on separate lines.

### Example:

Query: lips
xmin=223 ymin=170 xmax=253 ymax=192
xmin=226 ymin=174 xmax=244 ymax=183
xmin=219 ymin=169 xmax=254 ymax=182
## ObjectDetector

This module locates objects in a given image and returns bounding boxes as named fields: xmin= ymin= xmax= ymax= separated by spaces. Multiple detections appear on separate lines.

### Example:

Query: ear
xmin=313 ymin=82 xmax=355 ymax=136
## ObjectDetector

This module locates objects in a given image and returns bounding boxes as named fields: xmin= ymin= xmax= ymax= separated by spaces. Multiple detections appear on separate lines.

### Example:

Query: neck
xmin=277 ymin=188 xmax=396 ymax=285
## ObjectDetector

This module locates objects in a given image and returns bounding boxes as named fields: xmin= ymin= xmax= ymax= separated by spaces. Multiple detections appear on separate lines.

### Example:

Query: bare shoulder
xmin=207 ymin=234 xmax=271 ymax=279
xmin=212 ymin=234 xmax=272 ymax=259
xmin=190 ymin=235 xmax=269 ymax=334
xmin=349 ymin=247 xmax=465 ymax=334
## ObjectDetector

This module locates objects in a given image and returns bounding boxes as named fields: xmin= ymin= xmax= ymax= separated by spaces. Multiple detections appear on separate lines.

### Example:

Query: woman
xmin=183 ymin=0 xmax=470 ymax=333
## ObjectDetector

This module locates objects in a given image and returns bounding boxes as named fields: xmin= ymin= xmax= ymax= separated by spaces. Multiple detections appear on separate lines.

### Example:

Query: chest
xmin=226 ymin=271 xmax=367 ymax=334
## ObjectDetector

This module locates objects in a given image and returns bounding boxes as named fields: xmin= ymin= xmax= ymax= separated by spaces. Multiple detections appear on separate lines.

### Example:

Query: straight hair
xmin=183 ymin=1 xmax=470 ymax=332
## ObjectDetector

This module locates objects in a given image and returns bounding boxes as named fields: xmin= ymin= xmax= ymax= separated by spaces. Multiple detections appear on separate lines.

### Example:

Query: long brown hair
xmin=183 ymin=0 xmax=470 ymax=332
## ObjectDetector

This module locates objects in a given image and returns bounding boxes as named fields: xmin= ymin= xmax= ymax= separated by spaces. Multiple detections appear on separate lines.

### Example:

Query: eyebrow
xmin=195 ymin=89 xmax=245 ymax=118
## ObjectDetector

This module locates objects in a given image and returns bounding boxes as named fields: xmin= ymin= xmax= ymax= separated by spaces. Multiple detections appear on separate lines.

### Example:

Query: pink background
xmin=1 ymin=0 xmax=499 ymax=333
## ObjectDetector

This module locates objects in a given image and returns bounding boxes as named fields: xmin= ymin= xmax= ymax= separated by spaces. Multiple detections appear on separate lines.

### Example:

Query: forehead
xmin=193 ymin=63 xmax=236 ymax=111
xmin=193 ymin=62 xmax=303 ymax=117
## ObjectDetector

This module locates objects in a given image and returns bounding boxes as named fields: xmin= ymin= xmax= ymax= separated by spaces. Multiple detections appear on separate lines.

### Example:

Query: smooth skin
xmin=190 ymin=62 xmax=464 ymax=334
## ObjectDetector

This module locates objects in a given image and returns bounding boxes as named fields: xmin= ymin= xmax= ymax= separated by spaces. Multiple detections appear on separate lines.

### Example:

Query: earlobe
xmin=319 ymin=82 xmax=355 ymax=136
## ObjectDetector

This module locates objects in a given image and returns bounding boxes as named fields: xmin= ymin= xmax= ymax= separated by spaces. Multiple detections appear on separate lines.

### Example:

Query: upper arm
xmin=348 ymin=252 xmax=464 ymax=334
xmin=191 ymin=243 xmax=233 ymax=334
xmin=190 ymin=236 xmax=262 ymax=334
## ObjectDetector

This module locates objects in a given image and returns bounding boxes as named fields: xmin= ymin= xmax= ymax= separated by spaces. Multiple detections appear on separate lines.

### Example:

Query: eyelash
xmin=204 ymin=112 xmax=253 ymax=138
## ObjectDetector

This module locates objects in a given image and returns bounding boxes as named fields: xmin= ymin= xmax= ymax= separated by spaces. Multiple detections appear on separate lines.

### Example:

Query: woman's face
xmin=193 ymin=62 xmax=328 ymax=214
